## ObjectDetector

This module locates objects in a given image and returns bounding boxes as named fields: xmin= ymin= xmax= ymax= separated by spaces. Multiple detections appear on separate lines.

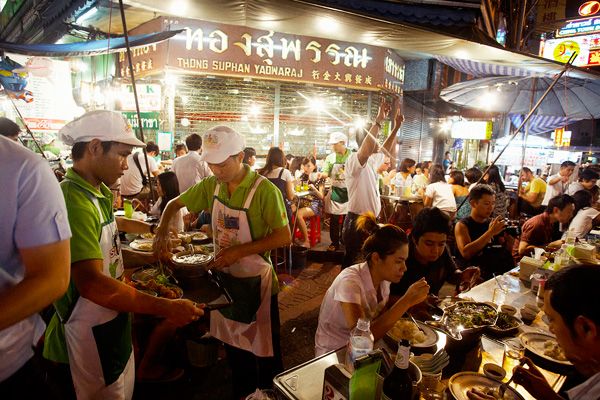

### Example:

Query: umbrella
xmin=440 ymin=75 xmax=600 ymax=121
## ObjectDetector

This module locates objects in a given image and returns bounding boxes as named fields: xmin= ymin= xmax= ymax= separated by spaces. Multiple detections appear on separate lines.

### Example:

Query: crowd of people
xmin=2 ymin=98 xmax=600 ymax=400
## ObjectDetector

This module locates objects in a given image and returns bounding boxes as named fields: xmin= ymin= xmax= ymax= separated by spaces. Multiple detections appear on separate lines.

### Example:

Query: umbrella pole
xmin=456 ymin=53 xmax=577 ymax=214
xmin=516 ymin=77 xmax=538 ymax=201
xmin=118 ymin=0 xmax=156 ymax=203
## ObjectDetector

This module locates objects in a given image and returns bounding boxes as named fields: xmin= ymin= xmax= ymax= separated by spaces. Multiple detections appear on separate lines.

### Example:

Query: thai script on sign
xmin=183 ymin=27 xmax=373 ymax=69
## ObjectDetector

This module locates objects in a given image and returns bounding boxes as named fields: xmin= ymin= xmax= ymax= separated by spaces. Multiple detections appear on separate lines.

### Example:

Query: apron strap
xmin=243 ymin=175 xmax=265 ymax=209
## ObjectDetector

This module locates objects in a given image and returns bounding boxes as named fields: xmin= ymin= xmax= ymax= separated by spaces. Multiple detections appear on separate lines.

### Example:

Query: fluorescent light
xmin=317 ymin=16 xmax=340 ymax=34
xmin=76 ymin=7 xmax=98 ymax=24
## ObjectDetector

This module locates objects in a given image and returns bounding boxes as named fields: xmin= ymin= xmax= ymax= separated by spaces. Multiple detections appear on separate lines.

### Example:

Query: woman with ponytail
xmin=314 ymin=213 xmax=430 ymax=355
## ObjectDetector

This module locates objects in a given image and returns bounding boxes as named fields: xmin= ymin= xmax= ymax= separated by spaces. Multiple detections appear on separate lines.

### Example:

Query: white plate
xmin=520 ymin=332 xmax=572 ymax=366
xmin=386 ymin=319 xmax=438 ymax=348
xmin=191 ymin=232 xmax=209 ymax=242
xmin=129 ymin=239 xmax=154 ymax=252
xmin=449 ymin=372 xmax=525 ymax=400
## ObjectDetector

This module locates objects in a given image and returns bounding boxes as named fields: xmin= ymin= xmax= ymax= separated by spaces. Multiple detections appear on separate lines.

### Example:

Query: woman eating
xmin=314 ymin=213 xmax=430 ymax=355
xmin=295 ymin=156 xmax=325 ymax=248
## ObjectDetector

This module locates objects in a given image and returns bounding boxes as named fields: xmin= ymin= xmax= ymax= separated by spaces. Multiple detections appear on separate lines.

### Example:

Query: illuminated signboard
xmin=579 ymin=1 xmax=600 ymax=16
xmin=541 ymin=34 xmax=600 ymax=66
xmin=556 ymin=16 xmax=600 ymax=37
xmin=450 ymin=120 xmax=493 ymax=140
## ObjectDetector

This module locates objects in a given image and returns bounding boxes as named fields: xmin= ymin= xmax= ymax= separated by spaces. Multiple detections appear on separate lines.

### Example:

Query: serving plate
xmin=386 ymin=319 xmax=438 ymax=349
xmin=129 ymin=239 xmax=154 ymax=252
xmin=520 ymin=332 xmax=572 ymax=366
xmin=449 ymin=372 xmax=525 ymax=400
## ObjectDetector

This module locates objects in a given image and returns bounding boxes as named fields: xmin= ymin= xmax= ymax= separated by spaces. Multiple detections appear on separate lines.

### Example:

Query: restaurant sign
xmin=122 ymin=111 xmax=160 ymax=130
xmin=556 ymin=16 xmax=600 ymax=37
xmin=120 ymin=17 xmax=404 ymax=93
xmin=541 ymin=33 xmax=600 ymax=66
xmin=118 ymin=84 xmax=162 ymax=111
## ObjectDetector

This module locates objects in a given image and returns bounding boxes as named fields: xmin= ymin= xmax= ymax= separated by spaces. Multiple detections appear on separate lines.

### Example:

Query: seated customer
xmin=512 ymin=194 xmax=575 ymax=261
xmin=519 ymin=167 xmax=546 ymax=215
xmin=455 ymin=184 xmax=515 ymax=280
xmin=567 ymin=168 xmax=599 ymax=195
xmin=314 ymin=213 xmax=430 ymax=356
xmin=389 ymin=207 xmax=481 ymax=302
xmin=511 ymin=264 xmax=600 ymax=400
xmin=564 ymin=190 xmax=600 ymax=240
xmin=449 ymin=170 xmax=471 ymax=220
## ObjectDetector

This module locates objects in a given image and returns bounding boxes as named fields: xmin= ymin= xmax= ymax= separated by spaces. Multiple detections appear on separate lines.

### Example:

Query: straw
xmin=493 ymin=273 xmax=506 ymax=291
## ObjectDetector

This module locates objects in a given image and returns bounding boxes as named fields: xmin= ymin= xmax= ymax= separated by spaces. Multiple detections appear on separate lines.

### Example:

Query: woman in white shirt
xmin=149 ymin=171 xmax=189 ymax=232
xmin=424 ymin=164 xmax=457 ymax=218
xmin=565 ymin=190 xmax=600 ymax=239
xmin=314 ymin=213 xmax=429 ymax=356
xmin=393 ymin=158 xmax=416 ymax=196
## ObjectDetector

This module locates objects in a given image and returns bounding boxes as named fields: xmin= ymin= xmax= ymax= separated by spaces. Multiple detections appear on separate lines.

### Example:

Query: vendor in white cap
xmin=321 ymin=131 xmax=352 ymax=252
xmin=43 ymin=110 xmax=204 ymax=399
xmin=153 ymin=125 xmax=292 ymax=398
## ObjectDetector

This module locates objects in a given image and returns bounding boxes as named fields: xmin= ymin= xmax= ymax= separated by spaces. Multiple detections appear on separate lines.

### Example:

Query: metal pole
xmin=118 ymin=0 xmax=156 ymax=202
xmin=2 ymin=88 xmax=47 ymax=158
xmin=515 ymin=77 xmax=537 ymax=198
xmin=456 ymin=53 xmax=577 ymax=213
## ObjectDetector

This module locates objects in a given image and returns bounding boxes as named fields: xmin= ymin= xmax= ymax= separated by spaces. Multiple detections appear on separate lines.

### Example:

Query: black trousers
xmin=224 ymin=294 xmax=283 ymax=399
xmin=341 ymin=212 xmax=368 ymax=269
xmin=0 ymin=350 xmax=70 ymax=400
xmin=518 ymin=198 xmax=544 ymax=216
xmin=329 ymin=214 xmax=345 ymax=247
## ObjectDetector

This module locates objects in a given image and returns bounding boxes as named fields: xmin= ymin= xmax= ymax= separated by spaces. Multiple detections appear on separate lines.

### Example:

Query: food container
xmin=486 ymin=312 xmax=523 ymax=337
xmin=500 ymin=305 xmax=517 ymax=316
xmin=171 ymin=251 xmax=213 ymax=280
xmin=426 ymin=301 xmax=498 ymax=342
xmin=482 ymin=363 xmax=506 ymax=381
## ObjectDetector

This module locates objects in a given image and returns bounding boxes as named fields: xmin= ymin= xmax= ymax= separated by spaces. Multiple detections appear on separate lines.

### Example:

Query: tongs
xmin=206 ymin=269 xmax=233 ymax=308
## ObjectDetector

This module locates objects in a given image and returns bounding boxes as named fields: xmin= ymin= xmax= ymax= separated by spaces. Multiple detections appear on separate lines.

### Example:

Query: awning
xmin=118 ymin=0 xmax=600 ymax=80
xmin=509 ymin=114 xmax=570 ymax=135
xmin=0 ymin=30 xmax=182 ymax=56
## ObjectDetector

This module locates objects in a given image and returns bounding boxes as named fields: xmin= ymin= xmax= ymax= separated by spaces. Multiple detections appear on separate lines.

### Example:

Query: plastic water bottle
xmin=565 ymin=228 xmax=576 ymax=245
xmin=345 ymin=318 xmax=374 ymax=372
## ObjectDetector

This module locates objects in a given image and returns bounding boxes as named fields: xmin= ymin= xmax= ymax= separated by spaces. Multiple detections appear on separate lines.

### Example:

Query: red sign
xmin=579 ymin=1 xmax=600 ymax=16
xmin=24 ymin=118 xmax=68 ymax=131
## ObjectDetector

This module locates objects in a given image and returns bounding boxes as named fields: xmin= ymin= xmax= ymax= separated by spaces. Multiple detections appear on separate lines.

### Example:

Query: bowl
xmin=483 ymin=363 xmax=506 ymax=381
xmin=487 ymin=312 xmax=523 ymax=337
xmin=523 ymin=303 xmax=540 ymax=314
xmin=520 ymin=309 xmax=537 ymax=325
xmin=501 ymin=305 xmax=517 ymax=316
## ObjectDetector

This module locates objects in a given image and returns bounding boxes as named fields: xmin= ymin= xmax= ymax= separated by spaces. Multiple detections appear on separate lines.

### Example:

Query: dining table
xmin=273 ymin=269 xmax=571 ymax=400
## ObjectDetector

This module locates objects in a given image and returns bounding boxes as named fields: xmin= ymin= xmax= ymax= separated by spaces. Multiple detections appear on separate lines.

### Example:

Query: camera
xmin=503 ymin=219 xmax=521 ymax=237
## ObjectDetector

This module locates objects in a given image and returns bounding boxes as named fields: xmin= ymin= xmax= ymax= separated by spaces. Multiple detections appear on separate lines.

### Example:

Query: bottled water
xmin=565 ymin=228 xmax=576 ymax=245
xmin=345 ymin=318 xmax=374 ymax=372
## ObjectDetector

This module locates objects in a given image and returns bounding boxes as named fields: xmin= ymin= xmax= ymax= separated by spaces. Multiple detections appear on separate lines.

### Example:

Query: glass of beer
xmin=502 ymin=342 xmax=524 ymax=380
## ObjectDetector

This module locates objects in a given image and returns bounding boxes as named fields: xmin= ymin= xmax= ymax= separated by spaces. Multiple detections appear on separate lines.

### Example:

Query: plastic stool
xmin=291 ymin=215 xmax=322 ymax=247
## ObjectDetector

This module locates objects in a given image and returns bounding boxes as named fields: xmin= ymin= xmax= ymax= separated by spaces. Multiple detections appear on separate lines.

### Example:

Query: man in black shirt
xmin=455 ymin=184 xmax=515 ymax=280
xmin=390 ymin=208 xmax=479 ymax=301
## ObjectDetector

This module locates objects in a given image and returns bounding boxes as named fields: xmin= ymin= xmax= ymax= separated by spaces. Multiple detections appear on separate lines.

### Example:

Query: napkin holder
xmin=519 ymin=256 xmax=545 ymax=284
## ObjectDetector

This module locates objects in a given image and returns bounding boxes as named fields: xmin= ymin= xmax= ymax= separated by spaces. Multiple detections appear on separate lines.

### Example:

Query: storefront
xmin=116 ymin=16 xmax=406 ymax=158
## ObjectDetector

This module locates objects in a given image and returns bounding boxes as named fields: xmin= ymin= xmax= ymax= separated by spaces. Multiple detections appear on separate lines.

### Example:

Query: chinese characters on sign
xmin=119 ymin=17 xmax=404 ymax=93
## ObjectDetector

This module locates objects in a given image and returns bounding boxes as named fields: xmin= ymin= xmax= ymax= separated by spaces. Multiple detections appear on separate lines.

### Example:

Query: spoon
xmin=407 ymin=312 xmax=425 ymax=335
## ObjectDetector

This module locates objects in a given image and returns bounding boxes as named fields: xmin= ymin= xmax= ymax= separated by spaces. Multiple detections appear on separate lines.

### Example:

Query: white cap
xmin=199 ymin=125 xmax=245 ymax=164
xmin=59 ymin=110 xmax=145 ymax=147
xmin=327 ymin=131 xmax=347 ymax=145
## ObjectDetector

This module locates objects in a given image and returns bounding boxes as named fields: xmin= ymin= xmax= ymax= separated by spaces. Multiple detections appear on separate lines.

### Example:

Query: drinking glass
xmin=502 ymin=343 xmax=524 ymax=380
xmin=419 ymin=371 xmax=445 ymax=400
xmin=492 ymin=287 xmax=508 ymax=306
xmin=123 ymin=199 xmax=133 ymax=219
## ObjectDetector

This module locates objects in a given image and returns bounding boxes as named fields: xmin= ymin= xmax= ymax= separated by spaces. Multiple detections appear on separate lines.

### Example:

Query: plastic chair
xmin=292 ymin=215 xmax=322 ymax=247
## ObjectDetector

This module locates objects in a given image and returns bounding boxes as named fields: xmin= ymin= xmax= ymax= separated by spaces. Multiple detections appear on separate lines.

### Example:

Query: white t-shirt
xmin=172 ymin=151 xmax=213 ymax=193
xmin=425 ymin=181 xmax=457 ymax=212
xmin=542 ymin=174 xmax=571 ymax=206
xmin=264 ymin=167 xmax=294 ymax=182
xmin=150 ymin=198 xmax=189 ymax=233
xmin=315 ymin=262 xmax=390 ymax=356
xmin=565 ymin=207 xmax=600 ymax=239
xmin=120 ymin=152 xmax=159 ymax=196
xmin=566 ymin=181 xmax=585 ymax=196
xmin=345 ymin=152 xmax=385 ymax=215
